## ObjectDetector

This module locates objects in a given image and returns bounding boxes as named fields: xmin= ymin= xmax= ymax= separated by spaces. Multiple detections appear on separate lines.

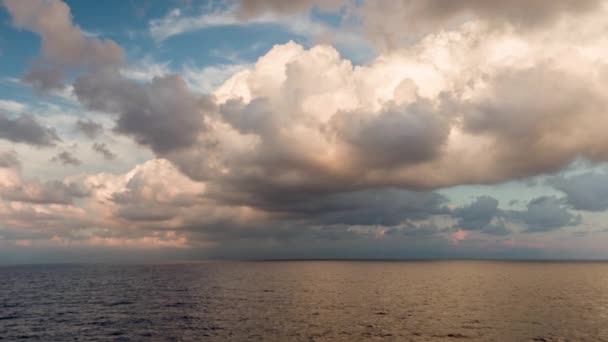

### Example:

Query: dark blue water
xmin=2 ymin=261 xmax=608 ymax=341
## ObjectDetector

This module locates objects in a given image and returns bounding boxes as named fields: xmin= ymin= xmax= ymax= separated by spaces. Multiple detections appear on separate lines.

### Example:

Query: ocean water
xmin=1 ymin=261 xmax=608 ymax=341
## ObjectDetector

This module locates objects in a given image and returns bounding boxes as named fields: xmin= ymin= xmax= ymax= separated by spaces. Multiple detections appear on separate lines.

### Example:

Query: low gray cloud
xmin=451 ymin=196 xmax=510 ymax=235
xmin=513 ymin=196 xmax=582 ymax=233
xmin=452 ymin=195 xmax=581 ymax=235
xmin=549 ymin=172 xmax=608 ymax=212
xmin=51 ymin=151 xmax=81 ymax=166
xmin=0 ymin=150 xmax=20 ymax=169
xmin=75 ymin=119 xmax=104 ymax=139
xmin=282 ymin=189 xmax=449 ymax=227
xmin=0 ymin=180 xmax=89 ymax=205
xmin=74 ymin=71 xmax=214 ymax=154
xmin=0 ymin=112 xmax=60 ymax=146
xmin=92 ymin=142 xmax=116 ymax=160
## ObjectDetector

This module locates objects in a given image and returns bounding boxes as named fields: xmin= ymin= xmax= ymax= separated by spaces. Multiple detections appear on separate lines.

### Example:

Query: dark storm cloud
xmin=0 ymin=180 xmax=89 ymax=205
xmin=298 ymin=189 xmax=449 ymax=227
xmin=92 ymin=142 xmax=116 ymax=160
xmin=75 ymin=119 xmax=104 ymax=139
xmin=549 ymin=172 xmax=608 ymax=212
xmin=74 ymin=71 xmax=214 ymax=154
xmin=51 ymin=151 xmax=82 ymax=166
xmin=0 ymin=112 xmax=60 ymax=146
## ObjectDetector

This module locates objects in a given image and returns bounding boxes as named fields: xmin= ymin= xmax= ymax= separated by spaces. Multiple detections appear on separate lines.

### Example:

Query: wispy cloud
xmin=148 ymin=5 xmax=367 ymax=53
xmin=0 ymin=99 xmax=26 ymax=113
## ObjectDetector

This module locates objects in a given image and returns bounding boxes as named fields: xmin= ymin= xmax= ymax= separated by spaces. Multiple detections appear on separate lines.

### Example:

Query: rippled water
xmin=2 ymin=261 xmax=608 ymax=341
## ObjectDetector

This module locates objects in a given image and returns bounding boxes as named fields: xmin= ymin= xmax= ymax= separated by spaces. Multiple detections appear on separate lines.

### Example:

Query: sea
xmin=1 ymin=261 xmax=608 ymax=341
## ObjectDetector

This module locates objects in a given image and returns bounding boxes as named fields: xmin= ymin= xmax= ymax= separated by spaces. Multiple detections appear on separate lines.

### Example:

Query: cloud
xmin=51 ymin=151 xmax=81 ymax=166
xmin=4 ymin=0 xmax=608 ymax=259
xmin=0 ymin=154 xmax=88 ymax=204
xmin=513 ymin=196 xmax=582 ymax=233
xmin=22 ymin=64 xmax=65 ymax=92
xmin=104 ymin=159 xmax=206 ymax=222
xmin=181 ymin=63 xmax=250 ymax=94
xmin=2 ymin=0 xmax=124 ymax=90
xmin=0 ymin=150 xmax=20 ymax=169
xmin=75 ymin=119 xmax=103 ymax=139
xmin=234 ymin=0 xmax=602 ymax=50
xmin=549 ymin=172 xmax=608 ymax=212
xmin=0 ymin=180 xmax=88 ymax=205
xmin=73 ymin=70 xmax=215 ymax=154
xmin=358 ymin=0 xmax=602 ymax=49
xmin=452 ymin=196 xmax=510 ymax=235
xmin=235 ymin=0 xmax=346 ymax=19
xmin=451 ymin=195 xmax=581 ymax=235
xmin=92 ymin=143 xmax=116 ymax=160
xmin=0 ymin=99 xmax=26 ymax=113
xmin=0 ymin=112 xmax=60 ymax=146
xmin=158 ymin=26 xmax=608 ymax=213
xmin=120 ymin=59 xmax=170 ymax=82
xmin=329 ymin=100 xmax=450 ymax=168
xmin=148 ymin=3 xmax=363 ymax=51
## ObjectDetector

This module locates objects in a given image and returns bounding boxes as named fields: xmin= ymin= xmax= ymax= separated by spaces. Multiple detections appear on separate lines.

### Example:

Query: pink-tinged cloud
xmin=451 ymin=229 xmax=469 ymax=244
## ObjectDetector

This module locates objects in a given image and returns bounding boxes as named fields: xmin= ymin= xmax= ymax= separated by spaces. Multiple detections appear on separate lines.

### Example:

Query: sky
xmin=1 ymin=0 xmax=608 ymax=263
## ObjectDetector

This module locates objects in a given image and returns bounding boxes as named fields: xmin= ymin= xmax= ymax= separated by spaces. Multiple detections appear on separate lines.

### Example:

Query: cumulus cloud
xmin=92 ymin=142 xmax=116 ymax=160
xmin=164 ymin=23 xmax=608 ymax=206
xmin=2 ymin=0 xmax=124 ymax=90
xmin=0 ymin=112 xmax=60 ymax=146
xmin=4 ymin=0 xmax=608 ymax=258
xmin=452 ymin=196 xmax=510 ymax=235
xmin=74 ymin=71 xmax=215 ymax=154
xmin=51 ymin=151 xmax=81 ymax=166
xmin=0 ymin=153 xmax=87 ymax=204
xmin=75 ymin=119 xmax=103 ymax=139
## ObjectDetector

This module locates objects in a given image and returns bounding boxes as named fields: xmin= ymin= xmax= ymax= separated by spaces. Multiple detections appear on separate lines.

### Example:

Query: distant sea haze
xmin=2 ymin=261 xmax=608 ymax=341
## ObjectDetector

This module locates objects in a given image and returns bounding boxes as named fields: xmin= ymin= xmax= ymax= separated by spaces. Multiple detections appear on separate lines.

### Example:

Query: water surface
xmin=2 ymin=261 xmax=608 ymax=341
